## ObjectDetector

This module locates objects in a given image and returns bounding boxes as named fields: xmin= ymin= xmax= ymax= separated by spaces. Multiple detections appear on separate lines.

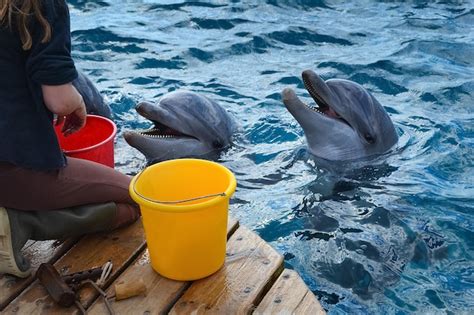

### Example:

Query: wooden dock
xmin=0 ymin=217 xmax=325 ymax=314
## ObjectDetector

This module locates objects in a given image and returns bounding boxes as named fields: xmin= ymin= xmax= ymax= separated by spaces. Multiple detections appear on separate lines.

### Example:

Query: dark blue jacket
xmin=0 ymin=0 xmax=78 ymax=170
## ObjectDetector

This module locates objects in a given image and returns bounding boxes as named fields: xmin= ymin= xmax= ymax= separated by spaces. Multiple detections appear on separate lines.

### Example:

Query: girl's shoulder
xmin=42 ymin=0 xmax=70 ymax=24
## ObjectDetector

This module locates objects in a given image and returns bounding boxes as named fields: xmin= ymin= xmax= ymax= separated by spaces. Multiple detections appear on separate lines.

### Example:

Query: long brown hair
xmin=0 ymin=0 xmax=51 ymax=50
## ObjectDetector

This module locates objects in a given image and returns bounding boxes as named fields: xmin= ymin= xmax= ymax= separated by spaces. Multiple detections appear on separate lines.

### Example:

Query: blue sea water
xmin=69 ymin=1 xmax=473 ymax=314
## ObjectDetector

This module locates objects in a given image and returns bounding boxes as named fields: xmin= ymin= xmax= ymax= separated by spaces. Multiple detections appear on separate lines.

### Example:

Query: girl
xmin=0 ymin=0 xmax=140 ymax=278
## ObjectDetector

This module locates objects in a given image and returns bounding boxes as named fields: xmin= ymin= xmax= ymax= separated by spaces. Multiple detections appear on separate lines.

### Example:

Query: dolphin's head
xmin=73 ymin=71 xmax=112 ymax=120
xmin=123 ymin=90 xmax=237 ymax=163
xmin=282 ymin=70 xmax=398 ymax=161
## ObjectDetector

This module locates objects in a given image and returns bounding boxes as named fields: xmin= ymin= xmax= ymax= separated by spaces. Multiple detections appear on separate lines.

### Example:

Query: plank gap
xmin=161 ymin=281 xmax=192 ymax=315
xmin=0 ymin=237 xmax=79 ymax=311
xmin=250 ymin=262 xmax=285 ymax=313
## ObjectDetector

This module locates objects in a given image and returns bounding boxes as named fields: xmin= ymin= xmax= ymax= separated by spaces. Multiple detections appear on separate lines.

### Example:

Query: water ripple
xmin=267 ymin=27 xmax=353 ymax=46
xmin=69 ymin=1 xmax=474 ymax=313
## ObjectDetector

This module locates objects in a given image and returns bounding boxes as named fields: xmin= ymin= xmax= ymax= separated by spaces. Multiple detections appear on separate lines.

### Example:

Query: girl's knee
xmin=112 ymin=203 xmax=141 ymax=230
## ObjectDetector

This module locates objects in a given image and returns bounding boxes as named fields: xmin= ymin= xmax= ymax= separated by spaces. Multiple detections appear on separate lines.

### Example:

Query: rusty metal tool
xmin=36 ymin=263 xmax=106 ymax=308
xmin=36 ymin=263 xmax=76 ymax=307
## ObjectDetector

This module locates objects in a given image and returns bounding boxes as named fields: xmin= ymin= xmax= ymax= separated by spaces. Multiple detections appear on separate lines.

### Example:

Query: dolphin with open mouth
xmin=123 ymin=90 xmax=237 ymax=163
xmin=282 ymin=70 xmax=398 ymax=161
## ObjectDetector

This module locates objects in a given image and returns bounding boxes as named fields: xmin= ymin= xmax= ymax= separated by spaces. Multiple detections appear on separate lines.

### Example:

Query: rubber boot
xmin=0 ymin=202 xmax=117 ymax=278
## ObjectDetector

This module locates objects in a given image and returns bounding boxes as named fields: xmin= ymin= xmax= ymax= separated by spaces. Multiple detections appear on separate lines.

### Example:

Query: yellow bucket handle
xmin=132 ymin=170 xmax=227 ymax=204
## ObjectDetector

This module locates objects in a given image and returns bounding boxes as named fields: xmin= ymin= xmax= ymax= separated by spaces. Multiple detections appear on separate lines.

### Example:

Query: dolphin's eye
xmin=364 ymin=133 xmax=376 ymax=144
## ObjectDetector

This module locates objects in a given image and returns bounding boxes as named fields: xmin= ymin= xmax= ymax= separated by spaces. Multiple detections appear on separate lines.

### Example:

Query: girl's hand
xmin=57 ymin=101 xmax=87 ymax=136
xmin=42 ymin=83 xmax=87 ymax=135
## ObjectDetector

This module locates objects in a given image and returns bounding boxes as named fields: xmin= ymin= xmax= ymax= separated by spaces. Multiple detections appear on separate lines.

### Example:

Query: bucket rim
xmin=129 ymin=158 xmax=237 ymax=213
xmin=61 ymin=114 xmax=117 ymax=154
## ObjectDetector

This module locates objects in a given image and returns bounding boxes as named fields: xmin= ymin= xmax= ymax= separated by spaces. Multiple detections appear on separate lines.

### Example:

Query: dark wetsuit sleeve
xmin=26 ymin=0 xmax=78 ymax=85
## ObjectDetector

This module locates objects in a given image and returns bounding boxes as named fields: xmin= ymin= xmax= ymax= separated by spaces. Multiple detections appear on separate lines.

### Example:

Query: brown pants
xmin=0 ymin=157 xmax=139 ymax=229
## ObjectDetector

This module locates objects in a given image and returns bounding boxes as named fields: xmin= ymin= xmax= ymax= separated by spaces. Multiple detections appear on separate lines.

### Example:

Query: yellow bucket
xmin=129 ymin=158 xmax=236 ymax=281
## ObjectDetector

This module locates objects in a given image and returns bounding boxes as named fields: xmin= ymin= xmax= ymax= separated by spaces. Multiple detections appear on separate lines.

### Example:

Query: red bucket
xmin=54 ymin=115 xmax=117 ymax=168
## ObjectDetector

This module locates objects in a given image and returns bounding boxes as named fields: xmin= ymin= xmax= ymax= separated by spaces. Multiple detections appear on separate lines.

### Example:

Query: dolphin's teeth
xmin=308 ymin=104 xmax=326 ymax=116
xmin=134 ymin=130 xmax=184 ymax=140
xmin=145 ymin=134 xmax=178 ymax=139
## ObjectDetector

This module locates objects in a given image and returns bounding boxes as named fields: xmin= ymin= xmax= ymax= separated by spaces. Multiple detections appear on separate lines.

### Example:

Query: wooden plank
xmin=88 ymin=217 xmax=240 ymax=315
xmin=254 ymin=269 xmax=326 ymax=315
xmin=169 ymin=225 xmax=284 ymax=314
xmin=2 ymin=220 xmax=146 ymax=314
xmin=89 ymin=262 xmax=187 ymax=315
xmin=0 ymin=238 xmax=76 ymax=311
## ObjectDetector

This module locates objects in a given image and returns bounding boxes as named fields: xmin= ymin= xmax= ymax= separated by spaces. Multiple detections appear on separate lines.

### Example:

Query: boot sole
xmin=0 ymin=207 xmax=31 ymax=278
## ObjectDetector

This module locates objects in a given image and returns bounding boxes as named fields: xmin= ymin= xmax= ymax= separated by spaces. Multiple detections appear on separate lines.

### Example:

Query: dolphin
xmin=73 ymin=71 xmax=112 ymax=120
xmin=282 ymin=70 xmax=398 ymax=161
xmin=123 ymin=90 xmax=237 ymax=163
